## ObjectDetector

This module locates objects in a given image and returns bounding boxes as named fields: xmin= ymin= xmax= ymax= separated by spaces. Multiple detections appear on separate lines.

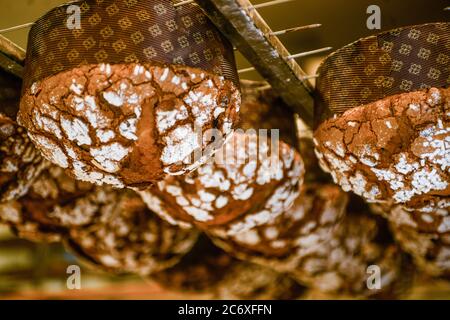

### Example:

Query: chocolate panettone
xmin=314 ymin=23 xmax=449 ymax=213
xmin=67 ymin=188 xmax=199 ymax=275
xmin=209 ymin=184 xmax=348 ymax=271
xmin=139 ymin=81 xmax=304 ymax=230
xmin=0 ymin=166 xmax=97 ymax=242
xmin=315 ymin=87 xmax=449 ymax=212
xmin=140 ymin=131 xmax=304 ymax=231
xmin=289 ymin=214 xmax=412 ymax=298
xmin=19 ymin=0 xmax=240 ymax=189
xmin=151 ymin=236 xmax=235 ymax=293
xmin=152 ymin=235 xmax=305 ymax=298
xmin=0 ymin=201 xmax=62 ymax=243
xmin=211 ymin=182 xmax=412 ymax=297
xmin=391 ymin=223 xmax=449 ymax=278
xmin=371 ymin=202 xmax=449 ymax=235
xmin=214 ymin=262 xmax=305 ymax=300
xmin=0 ymin=113 xmax=48 ymax=203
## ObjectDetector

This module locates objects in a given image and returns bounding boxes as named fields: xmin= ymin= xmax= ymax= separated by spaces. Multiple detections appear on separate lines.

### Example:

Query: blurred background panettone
xmin=0 ymin=0 xmax=449 ymax=300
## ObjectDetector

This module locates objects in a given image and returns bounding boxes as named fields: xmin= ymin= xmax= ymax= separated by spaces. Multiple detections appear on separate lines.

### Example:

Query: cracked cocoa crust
xmin=0 ymin=113 xmax=48 ymax=203
xmin=390 ymin=223 xmax=450 ymax=278
xmin=151 ymin=236 xmax=235 ymax=293
xmin=214 ymin=262 xmax=304 ymax=300
xmin=152 ymin=235 xmax=305 ymax=299
xmin=0 ymin=166 xmax=99 ymax=242
xmin=314 ymin=87 xmax=449 ymax=212
xmin=288 ymin=214 xmax=412 ymax=298
xmin=209 ymin=184 xmax=348 ymax=267
xmin=211 ymin=183 xmax=411 ymax=297
xmin=0 ymin=200 xmax=62 ymax=243
xmin=19 ymin=62 xmax=240 ymax=189
xmin=138 ymin=81 xmax=304 ymax=231
xmin=139 ymin=132 xmax=304 ymax=233
xmin=371 ymin=202 xmax=449 ymax=234
xmin=67 ymin=188 xmax=199 ymax=276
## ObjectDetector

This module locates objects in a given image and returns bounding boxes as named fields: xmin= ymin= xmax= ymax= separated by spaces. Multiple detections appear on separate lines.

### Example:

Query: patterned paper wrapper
xmin=315 ymin=22 xmax=450 ymax=125
xmin=21 ymin=0 xmax=239 ymax=93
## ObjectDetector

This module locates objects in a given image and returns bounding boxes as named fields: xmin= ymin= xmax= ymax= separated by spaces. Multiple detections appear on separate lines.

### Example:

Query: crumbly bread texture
xmin=314 ymin=87 xmax=449 ymax=212
xmin=139 ymin=131 xmax=304 ymax=232
xmin=214 ymin=262 xmax=304 ymax=300
xmin=67 ymin=188 xmax=199 ymax=275
xmin=0 ymin=113 xmax=48 ymax=203
xmin=19 ymin=63 xmax=240 ymax=189
xmin=391 ymin=223 xmax=450 ymax=278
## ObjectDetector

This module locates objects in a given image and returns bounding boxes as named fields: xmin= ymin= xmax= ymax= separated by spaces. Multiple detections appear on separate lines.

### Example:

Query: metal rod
xmin=234 ymin=25 xmax=322 ymax=50
xmin=238 ymin=47 xmax=330 ymax=74
xmin=238 ymin=66 xmax=256 ymax=74
xmin=287 ymin=47 xmax=332 ymax=59
xmin=300 ymin=74 xmax=319 ymax=80
xmin=0 ymin=22 xmax=34 ymax=34
xmin=238 ymin=49 xmax=331 ymax=72
xmin=251 ymin=74 xmax=318 ymax=88
xmin=173 ymin=0 xmax=196 ymax=7
xmin=269 ymin=24 xmax=321 ymax=36
xmin=255 ymin=84 xmax=272 ymax=91
xmin=174 ymin=0 xmax=296 ymax=9
xmin=252 ymin=0 xmax=296 ymax=9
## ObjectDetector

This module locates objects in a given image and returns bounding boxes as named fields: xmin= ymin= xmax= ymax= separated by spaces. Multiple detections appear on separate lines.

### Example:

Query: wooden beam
xmin=0 ymin=35 xmax=25 ymax=78
xmin=194 ymin=0 xmax=315 ymax=126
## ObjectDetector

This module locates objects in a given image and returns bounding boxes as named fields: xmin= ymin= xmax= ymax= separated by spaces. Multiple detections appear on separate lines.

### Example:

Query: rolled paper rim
xmin=315 ymin=22 xmax=450 ymax=123
xmin=21 ymin=0 xmax=239 ymax=93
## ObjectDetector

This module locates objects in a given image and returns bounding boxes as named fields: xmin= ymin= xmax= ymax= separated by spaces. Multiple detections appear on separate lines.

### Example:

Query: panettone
xmin=18 ymin=0 xmax=240 ymax=188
